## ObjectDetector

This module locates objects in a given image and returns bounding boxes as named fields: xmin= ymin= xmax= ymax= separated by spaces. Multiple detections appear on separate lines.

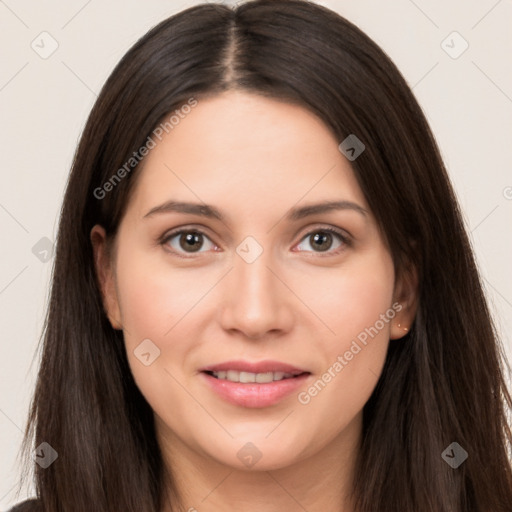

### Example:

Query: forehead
xmin=127 ymin=91 xmax=369 ymax=221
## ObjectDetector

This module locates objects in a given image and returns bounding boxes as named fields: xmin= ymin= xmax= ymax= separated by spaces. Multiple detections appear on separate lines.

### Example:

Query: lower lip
xmin=200 ymin=372 xmax=311 ymax=408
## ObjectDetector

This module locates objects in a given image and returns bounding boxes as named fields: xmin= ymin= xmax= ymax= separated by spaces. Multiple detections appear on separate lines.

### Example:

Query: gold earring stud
xmin=397 ymin=323 xmax=409 ymax=332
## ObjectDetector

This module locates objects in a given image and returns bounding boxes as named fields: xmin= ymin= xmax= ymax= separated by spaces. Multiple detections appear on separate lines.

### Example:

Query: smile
xmin=205 ymin=370 xmax=306 ymax=383
xmin=200 ymin=370 xmax=311 ymax=408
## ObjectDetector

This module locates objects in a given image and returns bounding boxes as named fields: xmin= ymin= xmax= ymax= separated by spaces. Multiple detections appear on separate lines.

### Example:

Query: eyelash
xmin=158 ymin=225 xmax=352 ymax=259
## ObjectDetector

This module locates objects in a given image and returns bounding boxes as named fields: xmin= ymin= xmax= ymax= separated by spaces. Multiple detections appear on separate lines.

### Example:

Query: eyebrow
xmin=143 ymin=199 xmax=368 ymax=222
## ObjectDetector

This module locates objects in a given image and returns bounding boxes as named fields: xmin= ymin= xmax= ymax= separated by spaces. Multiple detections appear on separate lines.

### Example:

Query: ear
xmin=90 ymin=224 xmax=123 ymax=330
xmin=389 ymin=262 xmax=418 ymax=340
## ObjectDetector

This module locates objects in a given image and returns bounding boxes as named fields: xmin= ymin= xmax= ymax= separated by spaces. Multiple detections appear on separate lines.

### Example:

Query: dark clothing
xmin=6 ymin=498 xmax=41 ymax=511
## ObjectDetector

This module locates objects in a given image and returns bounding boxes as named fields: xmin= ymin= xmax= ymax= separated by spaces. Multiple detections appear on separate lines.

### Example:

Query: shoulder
xmin=6 ymin=498 xmax=41 ymax=511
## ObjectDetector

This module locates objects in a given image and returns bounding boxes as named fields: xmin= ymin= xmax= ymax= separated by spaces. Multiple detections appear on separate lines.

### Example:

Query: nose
xmin=218 ymin=249 xmax=295 ymax=340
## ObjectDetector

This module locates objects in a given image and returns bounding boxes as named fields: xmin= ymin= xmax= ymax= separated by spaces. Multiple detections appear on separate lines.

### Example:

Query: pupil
xmin=180 ymin=232 xmax=202 ymax=252
xmin=312 ymin=232 xmax=331 ymax=252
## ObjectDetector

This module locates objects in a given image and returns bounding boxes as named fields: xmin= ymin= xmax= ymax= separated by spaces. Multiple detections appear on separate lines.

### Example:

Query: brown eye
xmin=162 ymin=229 xmax=216 ymax=255
xmin=296 ymin=228 xmax=349 ymax=255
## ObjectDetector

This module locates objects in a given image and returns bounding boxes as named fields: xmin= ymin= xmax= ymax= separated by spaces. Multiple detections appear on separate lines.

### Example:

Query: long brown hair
xmin=15 ymin=1 xmax=512 ymax=511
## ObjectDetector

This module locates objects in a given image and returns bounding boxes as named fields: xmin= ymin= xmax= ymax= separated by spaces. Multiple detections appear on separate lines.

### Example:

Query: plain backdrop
xmin=1 ymin=0 xmax=511 ymax=508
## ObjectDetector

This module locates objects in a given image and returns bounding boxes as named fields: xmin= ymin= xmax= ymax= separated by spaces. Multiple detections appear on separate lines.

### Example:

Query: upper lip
xmin=200 ymin=360 xmax=310 ymax=375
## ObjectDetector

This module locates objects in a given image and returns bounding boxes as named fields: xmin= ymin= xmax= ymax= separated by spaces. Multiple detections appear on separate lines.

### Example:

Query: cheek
xmin=115 ymin=251 xmax=205 ymax=342
xmin=112 ymin=246 xmax=203 ymax=387
xmin=294 ymin=255 xmax=394 ymax=422
xmin=297 ymin=252 xmax=395 ymax=342
xmin=114 ymin=255 xmax=203 ymax=419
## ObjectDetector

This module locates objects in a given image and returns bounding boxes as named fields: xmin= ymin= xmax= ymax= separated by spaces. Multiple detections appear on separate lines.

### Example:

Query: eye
xmin=161 ymin=228 xmax=217 ymax=256
xmin=159 ymin=225 xmax=351 ymax=258
xmin=295 ymin=227 xmax=350 ymax=255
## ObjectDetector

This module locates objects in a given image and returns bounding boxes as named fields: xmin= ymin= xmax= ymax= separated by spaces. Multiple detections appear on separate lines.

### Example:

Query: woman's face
xmin=92 ymin=90 xmax=415 ymax=472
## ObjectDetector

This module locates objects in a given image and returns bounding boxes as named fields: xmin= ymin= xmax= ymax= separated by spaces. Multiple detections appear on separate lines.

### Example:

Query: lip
xmin=199 ymin=360 xmax=311 ymax=408
xmin=200 ymin=372 xmax=311 ymax=408
xmin=199 ymin=359 xmax=309 ymax=375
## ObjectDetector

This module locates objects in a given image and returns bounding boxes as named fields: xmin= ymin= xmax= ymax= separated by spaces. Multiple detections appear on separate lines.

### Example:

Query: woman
xmin=10 ymin=0 xmax=512 ymax=511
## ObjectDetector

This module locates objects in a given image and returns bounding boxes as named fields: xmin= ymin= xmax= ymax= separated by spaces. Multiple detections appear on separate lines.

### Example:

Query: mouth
xmin=198 ymin=361 xmax=312 ymax=408
xmin=202 ymin=370 xmax=309 ymax=383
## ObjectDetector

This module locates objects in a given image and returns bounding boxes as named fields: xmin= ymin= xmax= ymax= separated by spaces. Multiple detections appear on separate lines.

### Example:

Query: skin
xmin=91 ymin=90 xmax=417 ymax=512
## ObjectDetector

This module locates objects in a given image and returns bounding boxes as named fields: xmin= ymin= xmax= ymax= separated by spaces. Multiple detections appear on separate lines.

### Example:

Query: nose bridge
xmin=235 ymin=249 xmax=275 ymax=304
xmin=219 ymin=240 xmax=292 ymax=338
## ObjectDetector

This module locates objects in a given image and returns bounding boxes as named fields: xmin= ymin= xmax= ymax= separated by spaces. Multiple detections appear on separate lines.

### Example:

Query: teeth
xmin=210 ymin=370 xmax=297 ymax=383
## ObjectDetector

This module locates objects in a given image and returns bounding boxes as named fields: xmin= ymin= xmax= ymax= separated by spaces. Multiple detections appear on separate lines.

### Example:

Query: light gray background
xmin=1 ymin=0 xmax=511 ymax=508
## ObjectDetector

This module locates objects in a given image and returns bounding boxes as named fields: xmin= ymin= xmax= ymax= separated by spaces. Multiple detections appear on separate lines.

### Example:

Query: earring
xmin=397 ymin=323 xmax=409 ymax=332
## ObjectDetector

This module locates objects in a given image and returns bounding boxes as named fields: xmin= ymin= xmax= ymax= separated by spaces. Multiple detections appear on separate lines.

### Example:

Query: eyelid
xmin=159 ymin=223 xmax=352 ymax=257
xmin=295 ymin=223 xmax=352 ymax=243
